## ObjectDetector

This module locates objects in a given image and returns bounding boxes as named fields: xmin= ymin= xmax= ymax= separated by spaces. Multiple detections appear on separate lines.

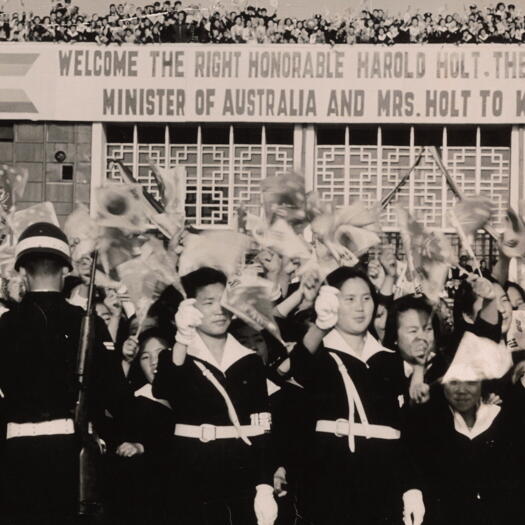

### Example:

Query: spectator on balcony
xmin=242 ymin=17 xmax=256 ymax=44
xmin=254 ymin=17 xmax=267 ymax=43
xmin=160 ymin=14 xmax=175 ymax=42
xmin=172 ymin=10 xmax=193 ymax=42
xmin=231 ymin=14 xmax=245 ymax=42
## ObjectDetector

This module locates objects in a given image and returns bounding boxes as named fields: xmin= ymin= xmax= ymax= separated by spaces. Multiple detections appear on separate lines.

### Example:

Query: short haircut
xmin=382 ymin=295 xmax=441 ymax=352
xmin=17 ymin=253 xmax=67 ymax=277
xmin=326 ymin=266 xmax=376 ymax=297
xmin=181 ymin=267 xmax=227 ymax=299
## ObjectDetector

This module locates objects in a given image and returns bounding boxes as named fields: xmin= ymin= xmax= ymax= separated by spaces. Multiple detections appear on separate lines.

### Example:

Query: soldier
xmin=0 ymin=222 xmax=137 ymax=525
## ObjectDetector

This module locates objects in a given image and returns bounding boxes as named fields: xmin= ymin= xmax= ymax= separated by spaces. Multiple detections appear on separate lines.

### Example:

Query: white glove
xmin=174 ymin=299 xmax=203 ymax=346
xmin=254 ymin=484 xmax=278 ymax=525
xmin=315 ymin=285 xmax=340 ymax=330
xmin=403 ymin=489 xmax=425 ymax=525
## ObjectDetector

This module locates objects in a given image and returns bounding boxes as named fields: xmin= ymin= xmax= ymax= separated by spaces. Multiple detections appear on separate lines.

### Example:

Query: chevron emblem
xmin=0 ymin=53 xmax=38 ymax=76
xmin=0 ymin=53 xmax=39 ymax=113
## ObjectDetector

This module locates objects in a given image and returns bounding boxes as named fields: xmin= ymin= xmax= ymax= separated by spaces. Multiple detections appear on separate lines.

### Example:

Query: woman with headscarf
xmin=402 ymin=354 xmax=525 ymax=525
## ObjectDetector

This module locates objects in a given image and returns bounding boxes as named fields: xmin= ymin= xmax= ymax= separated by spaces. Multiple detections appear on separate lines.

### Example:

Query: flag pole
xmin=380 ymin=148 xmax=424 ymax=210
xmin=430 ymin=146 xmax=499 ymax=242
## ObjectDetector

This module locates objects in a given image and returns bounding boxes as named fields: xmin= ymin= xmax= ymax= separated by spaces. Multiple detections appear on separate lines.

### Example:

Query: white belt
xmin=6 ymin=418 xmax=75 ymax=440
xmin=316 ymin=419 xmax=401 ymax=440
xmin=174 ymin=423 xmax=266 ymax=443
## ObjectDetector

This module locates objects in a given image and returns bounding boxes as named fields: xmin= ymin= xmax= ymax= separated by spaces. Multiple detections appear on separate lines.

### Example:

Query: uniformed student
xmin=152 ymin=266 xmax=278 ymax=525
xmin=290 ymin=266 xmax=425 ymax=525
xmin=103 ymin=328 xmax=175 ymax=525
xmin=0 ymin=222 xmax=135 ymax=525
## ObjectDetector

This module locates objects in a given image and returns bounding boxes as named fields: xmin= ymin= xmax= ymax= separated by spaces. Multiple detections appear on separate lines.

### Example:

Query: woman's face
xmin=140 ymin=337 xmax=166 ymax=384
xmin=493 ymin=283 xmax=512 ymax=334
xmin=373 ymin=303 xmax=387 ymax=341
xmin=507 ymin=286 xmax=525 ymax=310
xmin=396 ymin=309 xmax=435 ymax=365
xmin=336 ymin=277 xmax=375 ymax=336
xmin=444 ymin=380 xmax=482 ymax=414
xmin=233 ymin=324 xmax=268 ymax=362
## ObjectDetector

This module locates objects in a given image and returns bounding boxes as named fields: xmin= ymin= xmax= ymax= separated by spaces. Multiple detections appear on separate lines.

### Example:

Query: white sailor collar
xmin=188 ymin=332 xmax=255 ymax=373
xmin=451 ymin=403 xmax=501 ymax=440
xmin=134 ymin=383 xmax=172 ymax=410
xmin=323 ymin=329 xmax=393 ymax=364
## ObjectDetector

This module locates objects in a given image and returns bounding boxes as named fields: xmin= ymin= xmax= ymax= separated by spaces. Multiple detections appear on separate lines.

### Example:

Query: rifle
xmin=75 ymin=251 xmax=106 ymax=517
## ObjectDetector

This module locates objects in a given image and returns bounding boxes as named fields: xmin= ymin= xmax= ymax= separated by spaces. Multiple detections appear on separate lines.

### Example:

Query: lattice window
xmin=105 ymin=124 xmax=294 ymax=227
xmin=314 ymin=125 xmax=510 ymax=260
xmin=314 ymin=125 xmax=510 ymax=231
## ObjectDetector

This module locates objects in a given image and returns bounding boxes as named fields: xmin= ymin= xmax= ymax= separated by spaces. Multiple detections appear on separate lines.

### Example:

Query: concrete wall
xmin=0 ymin=122 xmax=92 ymax=226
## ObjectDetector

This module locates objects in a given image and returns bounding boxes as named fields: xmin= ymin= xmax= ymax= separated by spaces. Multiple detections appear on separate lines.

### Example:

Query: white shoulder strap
xmin=194 ymin=360 xmax=252 ymax=446
xmin=328 ymin=351 xmax=370 ymax=452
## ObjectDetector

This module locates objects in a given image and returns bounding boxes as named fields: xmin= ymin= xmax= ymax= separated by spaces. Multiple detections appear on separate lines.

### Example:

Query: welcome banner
xmin=1 ymin=43 xmax=525 ymax=123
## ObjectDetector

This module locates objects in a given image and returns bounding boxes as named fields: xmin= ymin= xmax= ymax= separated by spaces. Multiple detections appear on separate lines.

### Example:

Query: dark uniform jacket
xmin=153 ymin=333 xmax=273 ymax=504
xmin=0 ymin=292 xmax=132 ymax=425
xmin=291 ymin=329 xmax=409 ymax=525
xmin=402 ymin=388 xmax=525 ymax=525
xmin=0 ymin=291 xmax=135 ymax=521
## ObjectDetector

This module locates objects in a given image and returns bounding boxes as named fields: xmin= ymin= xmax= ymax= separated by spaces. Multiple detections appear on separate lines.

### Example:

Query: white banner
xmin=1 ymin=43 xmax=525 ymax=123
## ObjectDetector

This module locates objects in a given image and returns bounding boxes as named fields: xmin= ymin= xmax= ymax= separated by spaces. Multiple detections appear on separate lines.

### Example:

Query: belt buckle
xmin=334 ymin=418 xmax=348 ymax=438
xmin=199 ymin=424 xmax=216 ymax=443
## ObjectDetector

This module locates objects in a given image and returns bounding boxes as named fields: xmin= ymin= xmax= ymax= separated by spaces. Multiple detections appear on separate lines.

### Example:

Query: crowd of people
xmin=1 ymin=1 xmax=525 ymax=44
xmin=1 ymin=174 xmax=525 ymax=525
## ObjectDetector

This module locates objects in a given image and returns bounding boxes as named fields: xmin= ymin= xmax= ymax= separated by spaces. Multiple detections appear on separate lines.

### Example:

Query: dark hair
xmin=18 ymin=253 xmax=67 ymax=276
xmin=146 ymin=284 xmax=182 ymax=344
xmin=181 ymin=267 xmax=227 ymax=299
xmin=138 ymin=326 xmax=169 ymax=353
xmin=126 ymin=326 xmax=169 ymax=390
xmin=382 ymin=295 xmax=440 ymax=351
xmin=452 ymin=279 xmax=477 ymax=328
xmin=504 ymin=281 xmax=525 ymax=305
xmin=326 ymin=265 xmax=376 ymax=295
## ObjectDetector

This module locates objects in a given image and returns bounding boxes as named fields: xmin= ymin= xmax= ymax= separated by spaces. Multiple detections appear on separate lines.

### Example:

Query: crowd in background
xmin=0 ymin=1 xmax=525 ymax=44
